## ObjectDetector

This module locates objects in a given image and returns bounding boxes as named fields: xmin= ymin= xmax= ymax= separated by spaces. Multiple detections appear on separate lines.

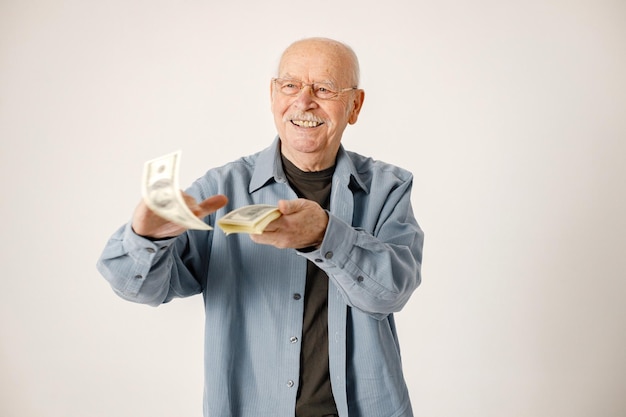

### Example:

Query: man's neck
xmin=280 ymin=149 xmax=336 ymax=172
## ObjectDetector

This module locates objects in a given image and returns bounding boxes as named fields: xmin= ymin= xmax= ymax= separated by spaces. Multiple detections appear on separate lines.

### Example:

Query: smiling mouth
xmin=291 ymin=119 xmax=324 ymax=128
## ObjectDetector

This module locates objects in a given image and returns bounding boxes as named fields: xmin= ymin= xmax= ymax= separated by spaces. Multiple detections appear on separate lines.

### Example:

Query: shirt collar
xmin=249 ymin=136 xmax=369 ymax=194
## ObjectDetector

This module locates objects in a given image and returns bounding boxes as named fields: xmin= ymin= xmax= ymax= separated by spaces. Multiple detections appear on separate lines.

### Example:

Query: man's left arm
xmin=253 ymin=179 xmax=424 ymax=319
xmin=310 ymin=204 xmax=423 ymax=319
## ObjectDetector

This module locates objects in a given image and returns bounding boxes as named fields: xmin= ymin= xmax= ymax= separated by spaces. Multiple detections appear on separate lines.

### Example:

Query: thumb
xmin=278 ymin=199 xmax=303 ymax=215
xmin=196 ymin=194 xmax=229 ymax=216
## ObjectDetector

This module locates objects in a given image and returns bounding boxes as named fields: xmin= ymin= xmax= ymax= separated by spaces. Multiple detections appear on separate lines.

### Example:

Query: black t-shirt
xmin=281 ymin=155 xmax=338 ymax=417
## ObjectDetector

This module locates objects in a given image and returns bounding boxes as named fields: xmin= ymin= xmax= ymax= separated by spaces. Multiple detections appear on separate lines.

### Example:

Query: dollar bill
xmin=217 ymin=204 xmax=281 ymax=235
xmin=141 ymin=150 xmax=212 ymax=230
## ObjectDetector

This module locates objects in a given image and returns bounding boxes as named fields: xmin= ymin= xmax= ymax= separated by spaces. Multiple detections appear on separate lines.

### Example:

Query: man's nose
xmin=293 ymin=85 xmax=318 ymax=109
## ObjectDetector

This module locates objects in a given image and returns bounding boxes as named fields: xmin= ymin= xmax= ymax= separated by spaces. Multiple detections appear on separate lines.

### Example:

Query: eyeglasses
xmin=272 ymin=78 xmax=357 ymax=100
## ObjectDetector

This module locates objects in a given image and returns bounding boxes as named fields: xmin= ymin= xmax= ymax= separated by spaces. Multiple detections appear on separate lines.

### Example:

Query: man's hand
xmin=250 ymin=199 xmax=328 ymax=249
xmin=132 ymin=193 xmax=228 ymax=239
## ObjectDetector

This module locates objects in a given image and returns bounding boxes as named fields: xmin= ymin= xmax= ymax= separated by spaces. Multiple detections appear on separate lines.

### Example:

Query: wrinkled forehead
xmin=278 ymin=40 xmax=356 ymax=86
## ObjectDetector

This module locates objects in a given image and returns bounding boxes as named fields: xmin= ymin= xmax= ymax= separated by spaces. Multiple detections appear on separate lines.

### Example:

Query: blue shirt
xmin=97 ymin=137 xmax=424 ymax=417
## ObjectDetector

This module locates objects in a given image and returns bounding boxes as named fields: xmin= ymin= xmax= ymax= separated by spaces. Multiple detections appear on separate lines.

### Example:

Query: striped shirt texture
xmin=97 ymin=137 xmax=424 ymax=417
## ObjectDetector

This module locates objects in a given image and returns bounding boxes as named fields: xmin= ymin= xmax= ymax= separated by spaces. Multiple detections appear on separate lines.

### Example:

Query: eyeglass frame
xmin=272 ymin=77 xmax=358 ymax=100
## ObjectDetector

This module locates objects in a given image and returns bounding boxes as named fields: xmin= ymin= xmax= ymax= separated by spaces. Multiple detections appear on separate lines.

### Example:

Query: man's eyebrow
xmin=316 ymin=79 xmax=336 ymax=87
xmin=279 ymin=74 xmax=337 ymax=86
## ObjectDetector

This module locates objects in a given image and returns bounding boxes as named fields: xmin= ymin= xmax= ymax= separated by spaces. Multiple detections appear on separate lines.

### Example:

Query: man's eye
xmin=281 ymin=83 xmax=301 ymax=94
xmin=315 ymin=85 xmax=336 ymax=98
xmin=318 ymin=84 xmax=336 ymax=92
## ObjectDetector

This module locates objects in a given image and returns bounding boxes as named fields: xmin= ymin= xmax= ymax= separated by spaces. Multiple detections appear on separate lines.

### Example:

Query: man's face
xmin=270 ymin=40 xmax=364 ymax=171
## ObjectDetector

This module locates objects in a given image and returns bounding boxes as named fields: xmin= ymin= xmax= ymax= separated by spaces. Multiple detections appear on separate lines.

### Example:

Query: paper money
xmin=141 ymin=150 xmax=212 ymax=230
xmin=217 ymin=204 xmax=281 ymax=235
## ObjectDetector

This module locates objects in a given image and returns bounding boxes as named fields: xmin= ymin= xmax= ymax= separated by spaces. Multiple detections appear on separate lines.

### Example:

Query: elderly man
xmin=98 ymin=37 xmax=424 ymax=417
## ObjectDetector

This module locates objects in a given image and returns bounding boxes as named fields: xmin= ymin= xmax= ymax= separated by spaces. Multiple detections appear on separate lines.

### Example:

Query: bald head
xmin=278 ymin=37 xmax=360 ymax=88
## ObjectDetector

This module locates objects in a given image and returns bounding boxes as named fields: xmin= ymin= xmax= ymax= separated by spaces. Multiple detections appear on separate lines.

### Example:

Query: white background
xmin=1 ymin=1 xmax=625 ymax=416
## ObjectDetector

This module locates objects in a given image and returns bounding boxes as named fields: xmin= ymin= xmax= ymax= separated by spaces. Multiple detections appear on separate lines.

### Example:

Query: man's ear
xmin=348 ymin=89 xmax=365 ymax=125
xmin=269 ymin=79 xmax=276 ymax=110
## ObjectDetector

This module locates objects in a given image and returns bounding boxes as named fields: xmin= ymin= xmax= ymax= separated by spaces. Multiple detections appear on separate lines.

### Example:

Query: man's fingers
xmin=180 ymin=193 xmax=228 ymax=214
xmin=197 ymin=194 xmax=229 ymax=215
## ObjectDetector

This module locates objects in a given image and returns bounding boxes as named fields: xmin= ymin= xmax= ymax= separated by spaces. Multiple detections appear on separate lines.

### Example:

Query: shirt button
xmin=146 ymin=248 xmax=156 ymax=253
xmin=290 ymin=336 xmax=298 ymax=344
xmin=324 ymin=251 xmax=333 ymax=259
xmin=293 ymin=293 xmax=301 ymax=300
xmin=315 ymin=258 xmax=323 ymax=263
xmin=357 ymin=276 xmax=364 ymax=283
xmin=286 ymin=380 xmax=294 ymax=388
xmin=134 ymin=274 xmax=143 ymax=279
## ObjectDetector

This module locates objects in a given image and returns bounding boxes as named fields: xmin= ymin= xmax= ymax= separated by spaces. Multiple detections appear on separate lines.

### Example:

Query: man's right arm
xmin=96 ymin=194 xmax=228 ymax=306
xmin=96 ymin=222 xmax=190 ymax=306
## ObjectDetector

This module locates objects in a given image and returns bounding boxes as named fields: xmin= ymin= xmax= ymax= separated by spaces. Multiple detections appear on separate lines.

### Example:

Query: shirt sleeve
xmin=297 ymin=177 xmax=424 ymax=320
xmin=96 ymin=222 xmax=203 ymax=306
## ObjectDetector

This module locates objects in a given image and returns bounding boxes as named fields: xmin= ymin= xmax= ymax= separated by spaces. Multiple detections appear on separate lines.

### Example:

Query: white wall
xmin=1 ymin=1 xmax=625 ymax=416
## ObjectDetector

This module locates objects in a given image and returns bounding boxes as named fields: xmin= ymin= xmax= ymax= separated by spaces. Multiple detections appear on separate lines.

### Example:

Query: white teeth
xmin=292 ymin=120 xmax=321 ymax=128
